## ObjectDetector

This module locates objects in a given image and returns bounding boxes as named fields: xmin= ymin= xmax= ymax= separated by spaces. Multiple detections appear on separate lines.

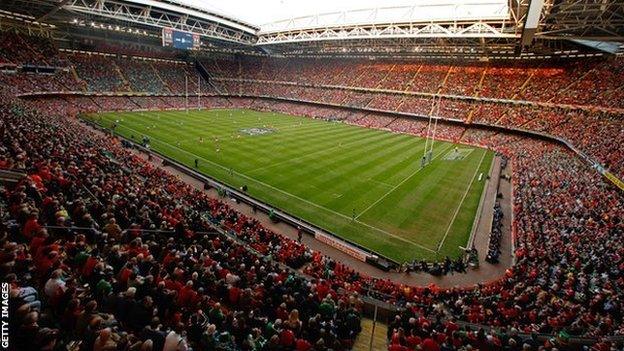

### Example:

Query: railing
xmin=0 ymin=169 xmax=27 ymax=182
xmin=40 ymin=225 xmax=219 ymax=237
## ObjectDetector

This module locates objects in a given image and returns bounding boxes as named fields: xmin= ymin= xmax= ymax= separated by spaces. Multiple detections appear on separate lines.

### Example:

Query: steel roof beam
xmin=520 ymin=0 xmax=545 ymax=46
xmin=62 ymin=0 xmax=257 ymax=44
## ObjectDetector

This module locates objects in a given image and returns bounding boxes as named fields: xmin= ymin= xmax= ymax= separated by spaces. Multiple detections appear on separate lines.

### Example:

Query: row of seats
xmin=205 ymin=56 xmax=624 ymax=109
xmin=0 ymin=31 xmax=65 ymax=66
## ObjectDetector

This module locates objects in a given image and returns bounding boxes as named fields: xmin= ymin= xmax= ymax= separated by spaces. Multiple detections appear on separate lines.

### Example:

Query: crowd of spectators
xmin=0 ymin=89 xmax=623 ymax=350
xmin=0 ymin=69 xmax=79 ymax=95
xmin=18 ymin=95 xmax=236 ymax=115
xmin=367 ymin=95 xmax=405 ymax=112
xmin=0 ymin=31 xmax=65 ymax=66
xmin=2 ymin=34 xmax=624 ymax=349
xmin=69 ymin=53 xmax=129 ymax=92
xmin=115 ymin=58 xmax=168 ymax=94
xmin=485 ymin=202 xmax=503 ymax=264
xmin=130 ymin=97 xmax=175 ymax=111
xmin=151 ymin=61 xmax=211 ymax=95
xmin=439 ymin=64 xmax=484 ymax=97
xmin=93 ymin=42 xmax=184 ymax=61
xmin=64 ymin=54 xmax=213 ymax=96
xmin=4 ymin=32 xmax=623 ymax=113
xmin=204 ymin=56 xmax=624 ymax=109
xmin=1 ymin=95 xmax=364 ymax=351
xmin=401 ymin=256 xmax=468 ymax=276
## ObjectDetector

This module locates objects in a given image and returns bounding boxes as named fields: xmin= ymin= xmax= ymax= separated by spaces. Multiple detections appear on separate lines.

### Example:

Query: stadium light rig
xmin=73 ymin=19 xmax=155 ymax=38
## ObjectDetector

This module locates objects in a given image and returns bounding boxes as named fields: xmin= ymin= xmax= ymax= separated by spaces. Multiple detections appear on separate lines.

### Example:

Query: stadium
xmin=0 ymin=0 xmax=622 ymax=350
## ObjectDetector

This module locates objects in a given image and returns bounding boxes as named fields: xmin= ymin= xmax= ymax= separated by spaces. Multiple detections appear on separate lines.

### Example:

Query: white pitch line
xmin=114 ymin=123 xmax=436 ymax=253
xmin=367 ymin=178 xmax=394 ymax=188
xmin=355 ymin=143 xmax=454 ymax=220
xmin=436 ymin=150 xmax=487 ymax=253
xmin=274 ymin=122 xmax=325 ymax=132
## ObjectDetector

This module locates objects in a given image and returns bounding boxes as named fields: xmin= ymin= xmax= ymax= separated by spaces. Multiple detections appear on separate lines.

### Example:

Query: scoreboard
xmin=162 ymin=28 xmax=200 ymax=50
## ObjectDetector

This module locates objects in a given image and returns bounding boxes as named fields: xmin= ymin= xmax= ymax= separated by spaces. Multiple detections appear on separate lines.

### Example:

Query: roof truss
xmin=62 ymin=0 xmax=257 ymax=44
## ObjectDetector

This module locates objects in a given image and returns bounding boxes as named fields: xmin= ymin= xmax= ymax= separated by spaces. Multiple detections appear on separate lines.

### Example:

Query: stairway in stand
xmin=352 ymin=318 xmax=388 ymax=351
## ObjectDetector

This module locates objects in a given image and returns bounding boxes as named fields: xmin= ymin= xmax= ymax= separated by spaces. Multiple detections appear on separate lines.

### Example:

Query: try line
xmin=436 ymin=149 xmax=487 ymax=252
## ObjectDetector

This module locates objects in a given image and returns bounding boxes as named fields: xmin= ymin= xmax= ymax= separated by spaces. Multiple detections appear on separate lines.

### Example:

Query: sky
xmin=173 ymin=0 xmax=508 ymax=27
xmin=177 ymin=0 xmax=414 ymax=25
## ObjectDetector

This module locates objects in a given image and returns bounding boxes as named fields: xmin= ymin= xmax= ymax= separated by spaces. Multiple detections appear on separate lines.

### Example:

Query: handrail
xmin=0 ymin=169 xmax=27 ymax=182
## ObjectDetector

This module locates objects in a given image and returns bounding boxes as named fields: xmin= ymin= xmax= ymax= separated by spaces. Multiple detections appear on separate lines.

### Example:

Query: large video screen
xmin=162 ymin=28 xmax=200 ymax=50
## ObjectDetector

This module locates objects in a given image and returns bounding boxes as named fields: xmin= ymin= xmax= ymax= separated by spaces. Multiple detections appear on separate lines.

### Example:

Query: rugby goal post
xmin=423 ymin=96 xmax=441 ymax=165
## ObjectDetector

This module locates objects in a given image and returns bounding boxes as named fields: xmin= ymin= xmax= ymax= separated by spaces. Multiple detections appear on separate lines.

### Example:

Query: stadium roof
xmin=0 ymin=0 xmax=622 ymax=58
xmin=174 ymin=0 xmax=510 ymax=32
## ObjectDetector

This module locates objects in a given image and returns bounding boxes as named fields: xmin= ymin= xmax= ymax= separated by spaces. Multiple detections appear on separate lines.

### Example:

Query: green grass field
xmin=86 ymin=109 xmax=493 ymax=262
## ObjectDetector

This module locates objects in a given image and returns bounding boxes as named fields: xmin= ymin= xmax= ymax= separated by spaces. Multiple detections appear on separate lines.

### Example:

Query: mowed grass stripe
xmin=224 ymin=126 xmax=389 ymax=173
xmin=436 ymin=151 xmax=494 ymax=257
xmin=436 ymin=150 xmax=487 ymax=252
xmin=359 ymin=148 xmax=491 ymax=254
xmin=116 ymin=114 xmax=386 ymax=170
xmin=115 ymin=110 xmax=330 ymax=148
xmin=247 ymin=128 xmax=396 ymax=176
xmin=108 ymin=110 xmax=330 ymax=154
xmin=89 ymin=109 xmax=493 ymax=262
xmin=300 ymin=137 xmax=437 ymax=212
xmin=355 ymin=142 xmax=453 ymax=220
xmin=266 ymin=133 xmax=424 ymax=201
xmin=189 ymin=119 xmax=375 ymax=171
xmin=112 ymin=113 xmax=373 ymax=176
xmin=246 ymin=126 xmax=384 ymax=169
xmin=127 ymin=117 xmax=345 ymax=171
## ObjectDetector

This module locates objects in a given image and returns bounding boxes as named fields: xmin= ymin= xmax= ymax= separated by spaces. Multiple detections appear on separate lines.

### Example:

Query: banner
xmin=314 ymin=232 xmax=369 ymax=262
